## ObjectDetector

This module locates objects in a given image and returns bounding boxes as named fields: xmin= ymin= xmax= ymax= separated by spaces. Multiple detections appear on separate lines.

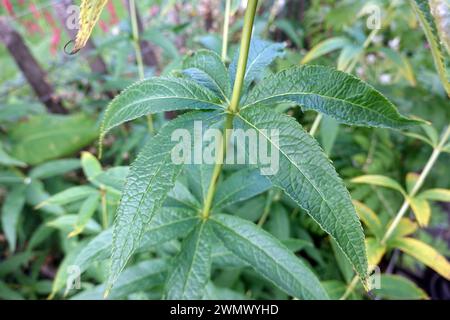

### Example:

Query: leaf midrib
xmin=242 ymin=92 xmax=403 ymax=125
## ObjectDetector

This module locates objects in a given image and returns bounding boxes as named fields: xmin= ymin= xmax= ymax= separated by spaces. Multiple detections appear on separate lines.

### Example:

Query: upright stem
xmin=201 ymin=0 xmax=259 ymax=219
xmin=221 ymin=0 xmax=231 ymax=62
xmin=130 ymin=0 xmax=154 ymax=134
xmin=229 ymin=0 xmax=258 ymax=114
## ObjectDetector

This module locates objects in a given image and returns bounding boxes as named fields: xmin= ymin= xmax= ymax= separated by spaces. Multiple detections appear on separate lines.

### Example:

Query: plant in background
xmin=1 ymin=0 xmax=449 ymax=301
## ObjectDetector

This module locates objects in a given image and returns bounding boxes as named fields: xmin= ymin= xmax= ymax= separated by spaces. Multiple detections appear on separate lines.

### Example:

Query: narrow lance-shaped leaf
xmin=165 ymin=222 xmax=212 ymax=300
xmin=107 ymin=111 xmax=224 ymax=293
xmin=212 ymin=168 xmax=272 ymax=210
xmin=100 ymin=77 xmax=224 ymax=144
xmin=391 ymin=237 xmax=450 ymax=280
xmin=1 ymin=185 xmax=26 ymax=252
xmin=301 ymin=37 xmax=351 ymax=64
xmin=229 ymin=38 xmax=286 ymax=94
xmin=72 ymin=260 xmax=168 ymax=300
xmin=210 ymin=214 xmax=329 ymax=300
xmin=410 ymin=0 xmax=450 ymax=96
xmin=72 ymin=0 xmax=108 ymax=53
xmin=235 ymin=106 xmax=368 ymax=282
xmin=243 ymin=66 xmax=422 ymax=129
xmin=68 ymin=193 xmax=101 ymax=238
xmin=372 ymin=274 xmax=428 ymax=300
xmin=182 ymin=49 xmax=231 ymax=101
xmin=74 ymin=207 xmax=199 ymax=274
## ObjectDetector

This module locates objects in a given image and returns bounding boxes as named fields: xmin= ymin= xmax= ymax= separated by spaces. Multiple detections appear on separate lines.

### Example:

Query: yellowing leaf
xmin=351 ymin=175 xmax=406 ymax=195
xmin=408 ymin=197 xmax=431 ymax=227
xmin=300 ymin=37 xmax=350 ymax=64
xmin=392 ymin=237 xmax=450 ymax=280
xmin=366 ymin=237 xmax=386 ymax=267
xmin=353 ymin=200 xmax=383 ymax=239
xmin=388 ymin=218 xmax=418 ymax=240
xmin=72 ymin=0 xmax=108 ymax=53
xmin=405 ymin=172 xmax=419 ymax=194
xmin=419 ymin=188 xmax=450 ymax=202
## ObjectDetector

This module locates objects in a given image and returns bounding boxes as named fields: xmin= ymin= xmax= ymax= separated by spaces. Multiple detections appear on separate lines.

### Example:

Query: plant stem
xmin=100 ymin=188 xmax=108 ymax=229
xmin=201 ymin=114 xmax=233 ymax=219
xmin=257 ymin=190 xmax=276 ymax=227
xmin=221 ymin=0 xmax=231 ymax=62
xmin=130 ymin=0 xmax=154 ymax=134
xmin=309 ymin=114 xmax=322 ymax=137
xmin=201 ymin=0 xmax=259 ymax=219
xmin=229 ymin=0 xmax=258 ymax=114
xmin=340 ymin=125 xmax=450 ymax=299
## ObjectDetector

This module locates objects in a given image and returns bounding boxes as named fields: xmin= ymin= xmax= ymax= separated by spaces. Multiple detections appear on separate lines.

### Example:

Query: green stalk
xmin=201 ymin=0 xmax=259 ymax=219
xmin=221 ymin=0 xmax=232 ymax=62
xmin=229 ymin=0 xmax=258 ymax=114
xmin=130 ymin=0 xmax=154 ymax=134
xmin=340 ymin=125 xmax=450 ymax=299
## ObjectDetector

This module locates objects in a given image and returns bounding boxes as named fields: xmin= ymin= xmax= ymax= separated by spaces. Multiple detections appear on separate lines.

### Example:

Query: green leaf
xmin=235 ymin=106 xmax=368 ymax=282
xmin=49 ymin=241 xmax=87 ymax=298
xmin=26 ymin=181 xmax=65 ymax=216
xmin=419 ymin=188 xmax=450 ymax=202
xmin=320 ymin=116 xmax=339 ymax=155
xmin=330 ymin=238 xmax=354 ymax=284
xmin=203 ymin=282 xmax=247 ymax=300
xmin=29 ymin=159 xmax=81 ymax=179
xmin=351 ymin=175 xmax=406 ymax=196
xmin=322 ymin=280 xmax=346 ymax=300
xmin=81 ymin=152 xmax=103 ymax=182
xmin=9 ymin=114 xmax=98 ymax=165
xmin=0 ymin=281 xmax=24 ymax=300
xmin=73 ymin=229 xmax=112 ymax=273
xmin=391 ymin=237 xmax=450 ymax=280
xmin=243 ymin=66 xmax=422 ymax=129
xmin=47 ymin=215 xmax=102 ymax=235
xmin=353 ymin=200 xmax=383 ymax=240
xmin=167 ymin=181 xmax=201 ymax=209
xmin=229 ymin=38 xmax=286 ymax=93
xmin=372 ymin=274 xmax=428 ymax=300
xmin=410 ymin=0 xmax=450 ymax=96
xmin=0 ymin=142 xmax=26 ymax=167
xmin=100 ymin=77 xmax=224 ymax=141
xmin=165 ymin=222 xmax=212 ymax=300
xmin=301 ymin=37 xmax=351 ymax=64
xmin=1 ymin=185 xmax=26 ymax=251
xmin=68 ymin=193 xmax=101 ymax=238
xmin=36 ymin=186 xmax=97 ymax=209
xmin=72 ymin=259 xmax=167 ymax=300
xmin=183 ymin=49 xmax=231 ymax=100
xmin=213 ymin=168 xmax=271 ymax=210
xmin=210 ymin=214 xmax=329 ymax=300
xmin=75 ymin=207 xmax=199 ymax=273
xmin=108 ymin=112 xmax=223 ymax=292
xmin=265 ymin=203 xmax=291 ymax=240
